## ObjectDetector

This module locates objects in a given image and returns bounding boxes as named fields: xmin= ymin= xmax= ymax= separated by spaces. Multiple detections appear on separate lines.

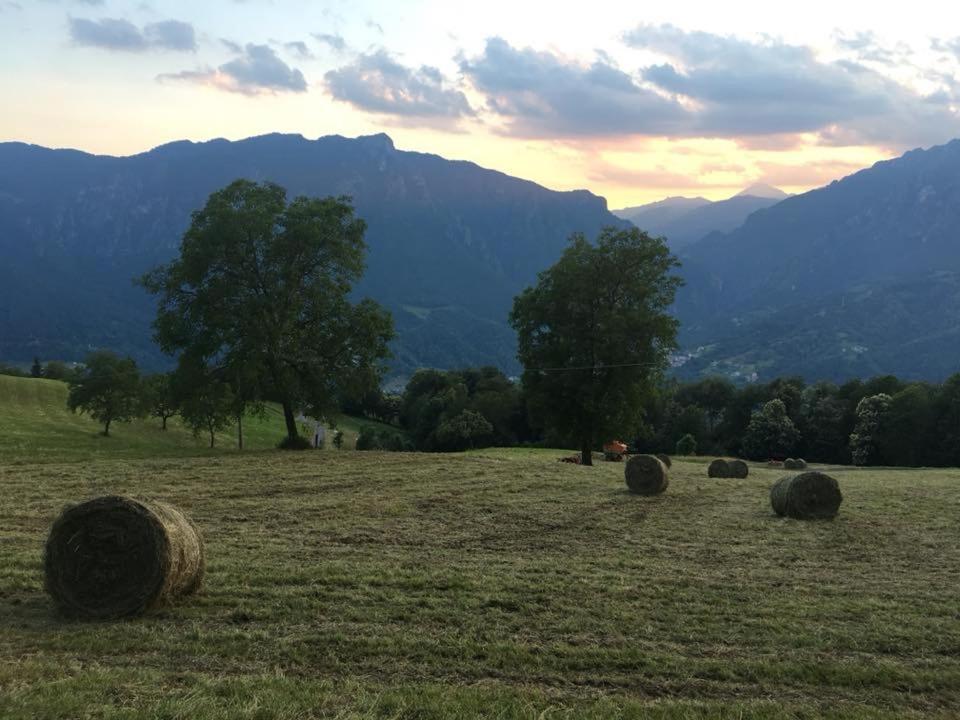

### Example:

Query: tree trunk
xmin=282 ymin=401 xmax=299 ymax=440
xmin=580 ymin=437 xmax=593 ymax=466
xmin=237 ymin=414 xmax=244 ymax=450
xmin=103 ymin=418 xmax=111 ymax=437
xmin=161 ymin=415 xmax=168 ymax=431
xmin=209 ymin=424 xmax=215 ymax=449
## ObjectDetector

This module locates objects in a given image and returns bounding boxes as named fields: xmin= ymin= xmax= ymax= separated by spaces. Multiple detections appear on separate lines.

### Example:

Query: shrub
xmin=278 ymin=435 xmax=312 ymax=451
xmin=355 ymin=426 xmax=380 ymax=451
xmin=675 ymin=433 xmax=697 ymax=456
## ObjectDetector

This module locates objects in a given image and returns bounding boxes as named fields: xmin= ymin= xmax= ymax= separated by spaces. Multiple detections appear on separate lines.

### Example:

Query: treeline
xmin=0 ymin=357 xmax=73 ymax=381
xmin=638 ymin=374 xmax=960 ymax=467
xmin=350 ymin=370 xmax=960 ymax=467
xmin=52 ymin=350 xmax=253 ymax=448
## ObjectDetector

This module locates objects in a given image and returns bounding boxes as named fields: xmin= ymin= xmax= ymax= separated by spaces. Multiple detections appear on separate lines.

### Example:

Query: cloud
xmin=625 ymin=24 xmax=958 ymax=148
xmin=313 ymin=32 xmax=346 ymax=53
xmin=833 ymin=31 xmax=903 ymax=65
xmin=932 ymin=36 xmax=960 ymax=62
xmin=284 ymin=40 xmax=314 ymax=60
xmin=455 ymin=29 xmax=959 ymax=149
xmin=754 ymin=159 xmax=867 ymax=188
xmin=69 ymin=16 xmax=196 ymax=52
xmin=144 ymin=20 xmax=196 ymax=52
xmin=325 ymin=50 xmax=473 ymax=121
xmin=69 ymin=17 xmax=146 ymax=50
xmin=459 ymin=37 xmax=687 ymax=137
xmin=160 ymin=43 xmax=307 ymax=95
xmin=221 ymin=38 xmax=243 ymax=53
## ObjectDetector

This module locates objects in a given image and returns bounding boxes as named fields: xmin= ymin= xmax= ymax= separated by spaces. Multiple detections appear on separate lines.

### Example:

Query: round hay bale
xmin=624 ymin=454 xmax=669 ymax=496
xmin=727 ymin=459 xmax=749 ymax=479
xmin=44 ymin=496 xmax=205 ymax=619
xmin=707 ymin=459 xmax=730 ymax=478
xmin=770 ymin=472 xmax=843 ymax=520
xmin=655 ymin=453 xmax=672 ymax=468
xmin=783 ymin=458 xmax=808 ymax=470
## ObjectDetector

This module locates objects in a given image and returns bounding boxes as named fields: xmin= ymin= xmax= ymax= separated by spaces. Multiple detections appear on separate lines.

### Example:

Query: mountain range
xmin=674 ymin=138 xmax=960 ymax=382
xmin=612 ymin=184 xmax=788 ymax=250
xmin=3 ymin=132 xmax=960 ymax=384
xmin=0 ymin=133 xmax=624 ymax=379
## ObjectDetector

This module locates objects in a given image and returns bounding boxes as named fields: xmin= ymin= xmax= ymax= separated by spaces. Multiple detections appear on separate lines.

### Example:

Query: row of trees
xmin=0 ymin=359 xmax=72 ymax=380
xmin=65 ymin=350 xmax=251 ymax=447
xmin=633 ymin=374 xmax=960 ymax=467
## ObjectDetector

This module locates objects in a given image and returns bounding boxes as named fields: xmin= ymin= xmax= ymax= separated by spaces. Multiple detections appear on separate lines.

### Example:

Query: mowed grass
xmin=0 ymin=374 xmax=398 ymax=463
xmin=1 ymin=444 xmax=959 ymax=718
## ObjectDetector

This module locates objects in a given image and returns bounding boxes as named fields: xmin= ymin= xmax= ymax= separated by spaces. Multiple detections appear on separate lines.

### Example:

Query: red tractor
xmin=603 ymin=440 xmax=628 ymax=462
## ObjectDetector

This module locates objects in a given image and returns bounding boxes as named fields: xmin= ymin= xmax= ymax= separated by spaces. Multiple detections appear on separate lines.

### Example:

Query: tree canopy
xmin=66 ymin=350 xmax=142 ymax=436
xmin=509 ymin=226 xmax=681 ymax=465
xmin=142 ymin=180 xmax=394 ymax=444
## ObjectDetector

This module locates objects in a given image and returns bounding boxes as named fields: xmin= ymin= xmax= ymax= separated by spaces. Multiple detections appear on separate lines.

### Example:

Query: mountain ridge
xmin=0 ymin=132 xmax=624 ymax=378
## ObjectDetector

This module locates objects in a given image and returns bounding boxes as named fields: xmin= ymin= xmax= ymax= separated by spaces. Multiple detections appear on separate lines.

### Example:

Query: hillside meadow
xmin=1 ymin=383 xmax=958 ymax=719
xmin=0 ymin=375 xmax=395 ymax=463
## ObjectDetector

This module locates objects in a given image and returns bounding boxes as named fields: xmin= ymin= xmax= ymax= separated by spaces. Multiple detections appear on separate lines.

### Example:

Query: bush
xmin=355 ymin=426 xmax=379 ymax=450
xmin=278 ymin=435 xmax=312 ymax=451
xmin=675 ymin=433 xmax=697 ymax=456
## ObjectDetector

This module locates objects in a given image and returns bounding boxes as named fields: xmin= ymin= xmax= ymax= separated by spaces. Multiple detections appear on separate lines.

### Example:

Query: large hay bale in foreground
xmin=707 ymin=459 xmax=730 ymax=478
xmin=770 ymin=472 xmax=843 ymax=520
xmin=656 ymin=453 xmax=672 ymax=468
xmin=624 ymin=454 xmax=669 ymax=496
xmin=727 ymin=459 xmax=749 ymax=478
xmin=45 ymin=496 xmax=205 ymax=619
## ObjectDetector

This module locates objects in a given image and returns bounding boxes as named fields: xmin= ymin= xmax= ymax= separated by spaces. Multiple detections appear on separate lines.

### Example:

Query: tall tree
xmin=849 ymin=393 xmax=892 ymax=466
xmin=30 ymin=357 xmax=43 ymax=378
xmin=509 ymin=227 xmax=681 ymax=465
xmin=741 ymin=398 xmax=800 ymax=460
xmin=141 ymin=180 xmax=394 ymax=446
xmin=66 ymin=350 xmax=142 ymax=436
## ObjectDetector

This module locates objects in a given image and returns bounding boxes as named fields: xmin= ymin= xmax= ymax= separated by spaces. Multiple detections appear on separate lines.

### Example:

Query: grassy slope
xmin=0 ymin=375 xmax=400 ymax=463
xmin=1 ymin=445 xmax=959 ymax=718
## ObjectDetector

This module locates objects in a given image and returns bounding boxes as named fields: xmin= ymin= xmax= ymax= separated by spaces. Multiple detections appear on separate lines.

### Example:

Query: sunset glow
xmin=3 ymin=0 xmax=960 ymax=208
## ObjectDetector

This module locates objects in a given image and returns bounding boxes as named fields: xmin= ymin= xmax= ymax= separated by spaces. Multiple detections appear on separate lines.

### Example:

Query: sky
xmin=2 ymin=1 xmax=960 ymax=208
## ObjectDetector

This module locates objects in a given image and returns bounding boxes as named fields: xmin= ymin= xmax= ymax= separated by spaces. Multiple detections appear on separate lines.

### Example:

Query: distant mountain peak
xmin=736 ymin=183 xmax=789 ymax=200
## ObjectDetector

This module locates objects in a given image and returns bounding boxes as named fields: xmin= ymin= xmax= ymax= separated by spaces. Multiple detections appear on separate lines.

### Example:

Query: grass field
xmin=0 ymin=374 xmax=399 ymax=463
xmin=2 ymin=428 xmax=959 ymax=718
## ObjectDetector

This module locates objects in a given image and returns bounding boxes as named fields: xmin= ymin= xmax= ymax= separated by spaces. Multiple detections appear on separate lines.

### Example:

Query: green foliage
xmin=142 ymin=179 xmax=394 ymax=443
xmin=332 ymin=429 xmax=344 ymax=450
xmin=277 ymin=435 xmax=313 ymax=451
xmin=850 ymin=394 xmax=892 ymax=466
xmin=434 ymin=410 xmax=494 ymax=451
xmin=141 ymin=373 xmax=179 ymax=430
xmin=510 ymin=227 xmax=681 ymax=465
xmin=0 ymin=363 xmax=26 ymax=377
xmin=355 ymin=425 xmax=411 ymax=451
xmin=173 ymin=361 xmax=235 ymax=449
xmin=66 ymin=350 xmax=142 ymax=436
xmin=675 ymin=433 xmax=697 ymax=456
xmin=30 ymin=357 xmax=42 ymax=378
xmin=42 ymin=361 xmax=71 ymax=381
xmin=741 ymin=399 xmax=800 ymax=460
xmin=400 ymin=366 xmax=527 ymax=452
